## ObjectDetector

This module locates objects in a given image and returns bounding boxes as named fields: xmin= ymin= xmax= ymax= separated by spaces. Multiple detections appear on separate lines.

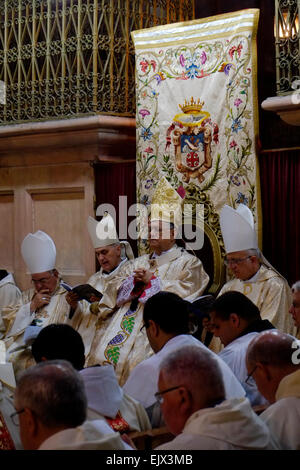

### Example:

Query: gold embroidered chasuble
xmin=86 ymin=246 xmax=209 ymax=386
xmin=219 ymin=265 xmax=295 ymax=335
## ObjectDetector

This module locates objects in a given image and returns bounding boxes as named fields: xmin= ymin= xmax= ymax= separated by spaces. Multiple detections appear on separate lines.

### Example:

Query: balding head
xmin=246 ymin=330 xmax=300 ymax=403
xmin=14 ymin=360 xmax=87 ymax=449
xmin=158 ymin=346 xmax=225 ymax=435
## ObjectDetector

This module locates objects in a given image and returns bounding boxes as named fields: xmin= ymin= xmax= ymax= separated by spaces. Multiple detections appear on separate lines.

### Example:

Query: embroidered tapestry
xmin=132 ymin=9 xmax=261 ymax=263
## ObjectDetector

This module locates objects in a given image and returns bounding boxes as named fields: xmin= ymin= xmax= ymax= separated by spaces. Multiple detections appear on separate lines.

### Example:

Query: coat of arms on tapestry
xmin=132 ymin=9 xmax=261 ymax=274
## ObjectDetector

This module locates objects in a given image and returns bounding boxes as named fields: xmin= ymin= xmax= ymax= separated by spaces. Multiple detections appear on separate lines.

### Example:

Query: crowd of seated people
xmin=0 ymin=200 xmax=299 ymax=450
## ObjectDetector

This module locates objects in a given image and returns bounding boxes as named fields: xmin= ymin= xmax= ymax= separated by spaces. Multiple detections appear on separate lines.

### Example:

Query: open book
xmin=63 ymin=282 xmax=103 ymax=303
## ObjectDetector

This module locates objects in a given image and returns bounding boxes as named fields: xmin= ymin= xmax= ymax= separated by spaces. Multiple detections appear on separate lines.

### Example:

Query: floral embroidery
xmin=134 ymin=27 xmax=259 ymax=252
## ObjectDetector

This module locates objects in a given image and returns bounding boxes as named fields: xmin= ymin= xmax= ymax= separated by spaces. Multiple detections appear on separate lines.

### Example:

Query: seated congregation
xmin=0 ymin=188 xmax=299 ymax=450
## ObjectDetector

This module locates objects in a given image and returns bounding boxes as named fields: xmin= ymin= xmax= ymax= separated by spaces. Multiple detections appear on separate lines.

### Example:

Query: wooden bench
xmin=128 ymin=426 xmax=173 ymax=450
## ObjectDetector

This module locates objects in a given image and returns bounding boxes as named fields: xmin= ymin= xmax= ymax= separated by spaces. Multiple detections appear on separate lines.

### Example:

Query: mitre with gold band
xmin=149 ymin=176 xmax=183 ymax=229
xmin=87 ymin=214 xmax=134 ymax=260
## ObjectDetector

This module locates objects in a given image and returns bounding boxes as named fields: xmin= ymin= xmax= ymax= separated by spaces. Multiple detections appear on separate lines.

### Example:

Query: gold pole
xmin=275 ymin=0 xmax=280 ymax=94
xmin=125 ymin=0 xmax=129 ymax=113
xmin=260 ymin=146 xmax=300 ymax=154
xmin=77 ymin=0 xmax=82 ymax=113
xmin=61 ymin=0 xmax=66 ymax=112
xmin=3 ymin=0 xmax=8 ymax=120
xmin=139 ymin=0 xmax=143 ymax=29
xmin=17 ymin=0 xmax=22 ymax=120
xmin=167 ymin=0 xmax=170 ymax=24
xmin=92 ymin=0 xmax=98 ymax=111
xmin=110 ymin=0 xmax=114 ymax=111
xmin=32 ymin=0 xmax=36 ymax=117
xmin=45 ymin=0 xmax=51 ymax=115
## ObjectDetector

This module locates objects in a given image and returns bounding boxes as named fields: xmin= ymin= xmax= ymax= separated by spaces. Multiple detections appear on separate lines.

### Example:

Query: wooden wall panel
xmin=0 ymin=164 xmax=95 ymax=291
xmin=31 ymin=189 xmax=86 ymax=285
xmin=0 ymin=192 xmax=14 ymax=273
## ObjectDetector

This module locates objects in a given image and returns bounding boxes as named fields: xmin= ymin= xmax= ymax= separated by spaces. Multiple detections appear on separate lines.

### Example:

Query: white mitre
xmin=87 ymin=214 xmax=134 ymax=260
xmin=220 ymin=204 xmax=258 ymax=254
xmin=21 ymin=230 xmax=56 ymax=274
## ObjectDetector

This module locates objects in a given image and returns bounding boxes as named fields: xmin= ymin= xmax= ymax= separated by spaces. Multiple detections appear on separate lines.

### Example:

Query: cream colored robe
xmin=86 ymin=245 xmax=209 ymax=386
xmin=0 ymin=274 xmax=21 ymax=339
xmin=156 ymin=397 xmax=280 ymax=450
xmin=0 ymin=362 xmax=23 ymax=449
xmin=260 ymin=369 xmax=300 ymax=450
xmin=219 ymin=265 xmax=294 ymax=334
xmin=71 ymin=258 xmax=135 ymax=359
xmin=38 ymin=420 xmax=132 ymax=450
xmin=3 ymin=282 xmax=74 ymax=374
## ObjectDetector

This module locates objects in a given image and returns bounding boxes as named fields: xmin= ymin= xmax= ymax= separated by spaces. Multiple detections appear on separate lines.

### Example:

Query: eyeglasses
xmin=154 ymin=385 xmax=182 ymax=404
xmin=245 ymin=365 xmax=257 ymax=384
xmin=31 ymin=275 xmax=53 ymax=285
xmin=10 ymin=409 xmax=25 ymax=426
xmin=224 ymin=256 xmax=251 ymax=266
xmin=140 ymin=323 xmax=148 ymax=332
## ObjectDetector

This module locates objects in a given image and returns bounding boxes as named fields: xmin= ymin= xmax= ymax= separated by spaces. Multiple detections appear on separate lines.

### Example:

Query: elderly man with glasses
xmin=246 ymin=330 xmax=300 ymax=449
xmin=217 ymin=204 xmax=294 ymax=335
xmin=154 ymin=345 xmax=279 ymax=450
xmin=3 ymin=231 xmax=74 ymax=374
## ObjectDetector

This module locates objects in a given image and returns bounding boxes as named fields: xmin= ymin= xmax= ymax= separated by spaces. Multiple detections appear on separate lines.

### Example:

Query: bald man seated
xmin=155 ymin=345 xmax=279 ymax=450
xmin=246 ymin=330 xmax=300 ymax=450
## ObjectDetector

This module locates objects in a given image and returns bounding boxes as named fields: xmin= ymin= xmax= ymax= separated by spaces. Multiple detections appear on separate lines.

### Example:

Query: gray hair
xmin=159 ymin=346 xmax=225 ymax=407
xmin=246 ymin=330 xmax=299 ymax=369
xmin=246 ymin=248 xmax=261 ymax=259
xmin=15 ymin=360 xmax=87 ymax=429
xmin=292 ymin=281 xmax=300 ymax=293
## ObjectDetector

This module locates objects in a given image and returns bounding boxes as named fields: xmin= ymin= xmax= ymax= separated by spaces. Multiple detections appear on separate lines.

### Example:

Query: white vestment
xmin=86 ymin=245 xmax=209 ymax=385
xmin=71 ymin=258 xmax=134 ymax=359
xmin=218 ymin=332 xmax=268 ymax=406
xmin=3 ymin=282 xmax=75 ymax=374
xmin=38 ymin=420 xmax=133 ymax=450
xmin=123 ymin=334 xmax=245 ymax=410
xmin=0 ymin=274 xmax=21 ymax=339
xmin=80 ymin=364 xmax=151 ymax=432
xmin=0 ymin=362 xmax=23 ymax=449
xmin=260 ymin=369 xmax=300 ymax=450
xmin=219 ymin=265 xmax=294 ymax=334
xmin=156 ymin=397 xmax=280 ymax=450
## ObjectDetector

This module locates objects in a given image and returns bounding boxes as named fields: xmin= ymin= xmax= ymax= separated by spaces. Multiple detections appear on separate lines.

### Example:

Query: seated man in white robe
xmin=0 ymin=270 xmax=21 ymax=339
xmin=155 ymin=346 xmax=279 ymax=450
xmin=246 ymin=330 xmax=300 ymax=449
xmin=123 ymin=291 xmax=245 ymax=426
xmin=14 ymin=360 xmax=132 ymax=450
xmin=3 ymin=231 xmax=75 ymax=374
xmin=0 ymin=341 xmax=22 ymax=449
xmin=66 ymin=214 xmax=135 ymax=358
xmin=86 ymin=177 xmax=209 ymax=385
xmin=218 ymin=204 xmax=294 ymax=335
xmin=209 ymin=290 xmax=274 ymax=406
xmin=31 ymin=323 xmax=151 ymax=434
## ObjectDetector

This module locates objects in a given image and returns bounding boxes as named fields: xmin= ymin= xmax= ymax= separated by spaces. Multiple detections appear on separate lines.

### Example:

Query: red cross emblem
xmin=186 ymin=151 xmax=200 ymax=168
